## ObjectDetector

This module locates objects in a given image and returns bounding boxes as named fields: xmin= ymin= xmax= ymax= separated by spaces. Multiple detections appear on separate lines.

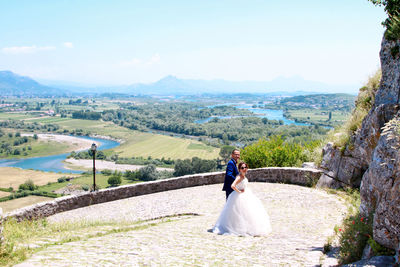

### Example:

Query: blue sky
xmin=0 ymin=0 xmax=386 ymax=89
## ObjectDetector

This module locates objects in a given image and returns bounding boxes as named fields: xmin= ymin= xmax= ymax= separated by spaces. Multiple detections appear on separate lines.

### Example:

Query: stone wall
xmin=4 ymin=167 xmax=322 ymax=222
xmin=0 ymin=208 xmax=3 ymax=245
xmin=360 ymin=118 xmax=400 ymax=251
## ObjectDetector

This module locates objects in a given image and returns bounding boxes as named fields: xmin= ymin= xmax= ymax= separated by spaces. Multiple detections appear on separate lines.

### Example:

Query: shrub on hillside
xmin=173 ymin=157 xmax=217 ymax=176
xmin=81 ymin=184 xmax=90 ymax=191
xmin=124 ymin=170 xmax=139 ymax=181
xmin=241 ymin=135 xmax=307 ymax=168
xmin=68 ymin=150 xmax=106 ymax=160
xmin=124 ymin=167 xmax=173 ymax=181
xmin=137 ymin=164 xmax=158 ymax=181
xmin=18 ymin=179 xmax=38 ymax=191
xmin=338 ymin=212 xmax=373 ymax=264
xmin=337 ymin=211 xmax=395 ymax=264
xmin=101 ymin=169 xmax=113 ymax=176
xmin=329 ymin=70 xmax=381 ymax=148
xmin=107 ymin=175 xmax=122 ymax=187
xmin=369 ymin=0 xmax=400 ymax=40
xmin=157 ymin=170 xmax=174 ymax=179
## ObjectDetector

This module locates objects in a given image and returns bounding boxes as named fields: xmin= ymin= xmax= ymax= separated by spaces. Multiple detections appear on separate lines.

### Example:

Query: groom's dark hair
xmin=231 ymin=149 xmax=240 ymax=154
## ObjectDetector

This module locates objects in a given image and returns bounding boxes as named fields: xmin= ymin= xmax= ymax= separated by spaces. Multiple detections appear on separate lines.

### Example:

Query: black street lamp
xmin=91 ymin=143 xmax=97 ymax=191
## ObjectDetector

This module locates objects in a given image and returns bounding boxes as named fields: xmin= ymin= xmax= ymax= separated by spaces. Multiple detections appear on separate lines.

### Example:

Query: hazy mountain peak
xmin=0 ymin=70 xmax=66 ymax=96
xmin=1 ymin=70 xmax=359 ymax=96
xmin=158 ymin=75 xmax=179 ymax=81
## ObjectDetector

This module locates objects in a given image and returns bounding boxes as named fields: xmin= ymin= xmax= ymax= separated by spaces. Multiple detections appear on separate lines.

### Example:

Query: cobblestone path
xmin=16 ymin=183 xmax=347 ymax=266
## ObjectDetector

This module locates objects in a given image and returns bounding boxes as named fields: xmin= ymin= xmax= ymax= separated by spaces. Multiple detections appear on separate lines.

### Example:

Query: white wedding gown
xmin=212 ymin=177 xmax=272 ymax=236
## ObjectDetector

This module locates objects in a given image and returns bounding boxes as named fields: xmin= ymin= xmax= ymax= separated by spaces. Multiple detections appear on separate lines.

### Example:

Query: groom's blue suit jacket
xmin=222 ymin=158 xmax=239 ymax=192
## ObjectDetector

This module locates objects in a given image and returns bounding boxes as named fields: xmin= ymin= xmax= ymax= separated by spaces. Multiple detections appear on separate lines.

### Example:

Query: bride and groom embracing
xmin=211 ymin=149 xmax=272 ymax=236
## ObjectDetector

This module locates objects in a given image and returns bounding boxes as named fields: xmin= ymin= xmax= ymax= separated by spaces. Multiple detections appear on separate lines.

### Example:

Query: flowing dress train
xmin=212 ymin=178 xmax=272 ymax=236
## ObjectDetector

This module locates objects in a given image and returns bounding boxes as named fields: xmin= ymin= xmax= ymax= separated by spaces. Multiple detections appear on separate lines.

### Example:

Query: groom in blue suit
xmin=222 ymin=149 xmax=240 ymax=200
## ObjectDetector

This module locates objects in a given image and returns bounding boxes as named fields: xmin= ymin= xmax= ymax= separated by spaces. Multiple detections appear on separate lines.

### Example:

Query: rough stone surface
xmin=302 ymin=162 xmax=317 ymax=169
xmin=360 ymin=120 xmax=400 ymax=251
xmin=320 ymin=142 xmax=341 ymax=176
xmin=343 ymin=255 xmax=395 ymax=267
xmin=316 ymin=173 xmax=341 ymax=189
xmin=336 ymin=155 xmax=364 ymax=187
xmin=5 ymin=167 xmax=322 ymax=222
xmin=320 ymin=37 xmax=400 ymax=188
xmin=320 ymin=142 xmax=362 ymax=187
xmin=320 ymin=104 xmax=400 ymax=188
xmin=374 ymin=37 xmax=400 ymax=106
xmin=319 ymin=35 xmax=400 ymax=261
xmin=351 ymin=104 xmax=400 ymax=169
xmin=16 ymin=183 xmax=346 ymax=266
xmin=361 ymin=243 xmax=374 ymax=260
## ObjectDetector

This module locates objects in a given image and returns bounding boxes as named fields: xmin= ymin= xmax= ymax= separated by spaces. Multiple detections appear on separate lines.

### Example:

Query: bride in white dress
xmin=212 ymin=162 xmax=272 ymax=236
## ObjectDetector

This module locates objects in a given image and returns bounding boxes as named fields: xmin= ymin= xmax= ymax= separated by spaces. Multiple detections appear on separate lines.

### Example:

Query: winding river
xmin=0 ymin=136 xmax=120 ymax=174
xmin=195 ymin=105 xmax=309 ymax=126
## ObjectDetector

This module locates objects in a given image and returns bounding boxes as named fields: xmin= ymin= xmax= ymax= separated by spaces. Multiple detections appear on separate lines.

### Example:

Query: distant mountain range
xmin=0 ymin=70 xmax=359 ymax=97
xmin=0 ymin=71 xmax=66 ymax=97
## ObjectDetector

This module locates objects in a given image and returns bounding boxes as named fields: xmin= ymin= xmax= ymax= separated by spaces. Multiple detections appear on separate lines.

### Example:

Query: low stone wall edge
xmin=4 ymin=167 xmax=322 ymax=222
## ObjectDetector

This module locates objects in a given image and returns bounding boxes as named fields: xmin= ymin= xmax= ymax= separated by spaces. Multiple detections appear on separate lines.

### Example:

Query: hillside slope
xmin=319 ymin=35 xmax=400 ymax=253
xmin=0 ymin=71 xmax=66 ymax=97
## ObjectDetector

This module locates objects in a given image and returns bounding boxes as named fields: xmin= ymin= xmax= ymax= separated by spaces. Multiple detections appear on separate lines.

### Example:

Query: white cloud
xmin=63 ymin=42 xmax=74 ymax=48
xmin=1 ymin=45 xmax=56 ymax=54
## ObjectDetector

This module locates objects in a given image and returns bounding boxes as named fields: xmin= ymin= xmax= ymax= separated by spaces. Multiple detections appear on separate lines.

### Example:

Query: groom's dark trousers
xmin=222 ymin=158 xmax=239 ymax=200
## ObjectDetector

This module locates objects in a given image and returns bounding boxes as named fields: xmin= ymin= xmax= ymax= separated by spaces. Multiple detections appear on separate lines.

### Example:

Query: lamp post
xmin=91 ymin=143 xmax=97 ymax=191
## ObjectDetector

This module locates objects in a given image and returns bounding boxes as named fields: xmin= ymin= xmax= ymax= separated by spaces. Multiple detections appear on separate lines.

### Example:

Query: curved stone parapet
xmin=5 ymin=167 xmax=322 ymax=222
xmin=0 ymin=208 xmax=3 ymax=244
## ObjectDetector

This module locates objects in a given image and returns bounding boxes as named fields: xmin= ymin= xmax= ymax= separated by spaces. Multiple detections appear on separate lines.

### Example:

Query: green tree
xmin=219 ymin=145 xmax=236 ymax=162
xmin=174 ymin=157 xmax=216 ymax=176
xmin=174 ymin=159 xmax=192 ymax=176
xmin=124 ymin=170 xmax=139 ymax=181
xmin=369 ymin=0 xmax=400 ymax=40
xmin=368 ymin=0 xmax=400 ymax=18
xmin=241 ymin=135 xmax=305 ymax=168
xmin=107 ymin=175 xmax=122 ymax=187
xmin=138 ymin=164 xmax=158 ymax=181
xmin=19 ymin=179 xmax=38 ymax=191
xmin=191 ymin=157 xmax=217 ymax=173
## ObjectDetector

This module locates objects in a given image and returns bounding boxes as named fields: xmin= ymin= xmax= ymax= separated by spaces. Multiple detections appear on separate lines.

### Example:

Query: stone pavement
xmin=16 ymin=183 xmax=347 ymax=266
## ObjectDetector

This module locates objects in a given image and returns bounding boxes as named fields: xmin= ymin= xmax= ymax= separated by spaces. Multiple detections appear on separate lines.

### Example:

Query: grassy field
xmin=53 ymin=118 xmax=220 ymax=160
xmin=0 ymin=112 xmax=35 ymax=120
xmin=114 ymin=134 xmax=218 ymax=159
xmin=0 ymin=195 xmax=53 ymax=213
xmin=25 ymin=116 xmax=71 ymax=123
xmin=39 ymin=173 xmax=138 ymax=193
xmin=285 ymin=109 xmax=350 ymax=126
xmin=0 ymin=131 xmax=77 ymax=159
xmin=0 ymin=167 xmax=80 ymax=189
xmin=20 ymin=140 xmax=69 ymax=158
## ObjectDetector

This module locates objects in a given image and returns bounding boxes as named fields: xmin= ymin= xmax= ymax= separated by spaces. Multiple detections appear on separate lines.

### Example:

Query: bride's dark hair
xmin=238 ymin=162 xmax=248 ymax=170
